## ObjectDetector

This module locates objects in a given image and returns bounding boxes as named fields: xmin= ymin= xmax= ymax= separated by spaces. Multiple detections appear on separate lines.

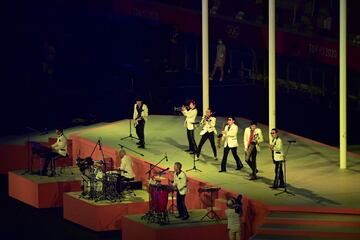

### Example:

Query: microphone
xmin=288 ymin=140 xmax=296 ymax=143
xmin=165 ymin=153 xmax=168 ymax=161
xmin=159 ymin=167 xmax=170 ymax=175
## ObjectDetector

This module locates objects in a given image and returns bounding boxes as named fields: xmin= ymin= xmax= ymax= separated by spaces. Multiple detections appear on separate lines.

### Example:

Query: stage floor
xmin=3 ymin=115 xmax=360 ymax=210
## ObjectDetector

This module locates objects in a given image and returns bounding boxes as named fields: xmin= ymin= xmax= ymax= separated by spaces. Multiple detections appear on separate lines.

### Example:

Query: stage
xmin=65 ymin=115 xmax=360 ymax=210
xmin=2 ymin=115 xmax=360 ymax=239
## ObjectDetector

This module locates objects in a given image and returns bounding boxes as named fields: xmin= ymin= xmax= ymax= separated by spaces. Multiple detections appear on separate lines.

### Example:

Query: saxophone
xmin=217 ymin=123 xmax=227 ymax=148
xmin=245 ymin=133 xmax=258 ymax=161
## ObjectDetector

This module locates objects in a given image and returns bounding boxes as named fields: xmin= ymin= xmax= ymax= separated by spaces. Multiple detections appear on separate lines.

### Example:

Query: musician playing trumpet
xmin=133 ymin=97 xmax=148 ymax=149
xmin=195 ymin=108 xmax=217 ymax=161
xmin=181 ymin=100 xmax=197 ymax=154
xmin=243 ymin=121 xmax=263 ymax=180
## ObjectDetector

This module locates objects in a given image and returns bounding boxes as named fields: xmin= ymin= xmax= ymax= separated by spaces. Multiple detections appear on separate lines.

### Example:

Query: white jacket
xmin=200 ymin=116 xmax=217 ymax=135
xmin=173 ymin=171 xmax=188 ymax=195
xmin=271 ymin=137 xmax=284 ymax=161
xmin=243 ymin=127 xmax=264 ymax=152
xmin=182 ymin=108 xmax=198 ymax=130
xmin=51 ymin=134 xmax=68 ymax=156
xmin=120 ymin=155 xmax=135 ymax=179
xmin=133 ymin=103 xmax=149 ymax=122
xmin=223 ymin=124 xmax=239 ymax=148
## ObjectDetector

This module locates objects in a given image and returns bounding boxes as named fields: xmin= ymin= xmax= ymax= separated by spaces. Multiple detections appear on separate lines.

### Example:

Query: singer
xmin=269 ymin=128 xmax=285 ymax=189
xmin=195 ymin=108 xmax=217 ymax=161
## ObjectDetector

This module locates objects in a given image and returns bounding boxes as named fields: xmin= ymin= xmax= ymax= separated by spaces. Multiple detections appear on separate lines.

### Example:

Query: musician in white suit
xmin=133 ymin=97 xmax=148 ymax=149
xmin=243 ymin=121 xmax=263 ymax=180
xmin=173 ymin=162 xmax=189 ymax=220
xmin=196 ymin=108 xmax=217 ymax=160
xmin=219 ymin=117 xmax=243 ymax=172
xmin=181 ymin=100 xmax=197 ymax=154
xmin=269 ymin=128 xmax=285 ymax=188
xmin=41 ymin=127 xmax=68 ymax=176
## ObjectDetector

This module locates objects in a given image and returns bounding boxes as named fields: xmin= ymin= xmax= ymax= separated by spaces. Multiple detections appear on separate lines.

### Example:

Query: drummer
xmin=117 ymin=149 xmax=135 ymax=181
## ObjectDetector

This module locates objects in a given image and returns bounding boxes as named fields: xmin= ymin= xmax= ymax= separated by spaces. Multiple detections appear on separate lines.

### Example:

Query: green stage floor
xmin=3 ymin=115 xmax=360 ymax=209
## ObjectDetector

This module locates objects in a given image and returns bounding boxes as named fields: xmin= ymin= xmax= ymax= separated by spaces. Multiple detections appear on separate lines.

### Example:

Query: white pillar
xmin=269 ymin=0 xmax=276 ymax=142
xmin=202 ymin=0 xmax=209 ymax=114
xmin=340 ymin=0 xmax=347 ymax=169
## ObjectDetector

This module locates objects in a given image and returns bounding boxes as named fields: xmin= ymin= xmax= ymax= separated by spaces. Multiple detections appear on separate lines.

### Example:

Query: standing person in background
xmin=225 ymin=195 xmax=244 ymax=240
xmin=181 ymin=100 xmax=198 ymax=154
xmin=243 ymin=121 xmax=263 ymax=180
xmin=133 ymin=97 xmax=148 ymax=149
xmin=210 ymin=38 xmax=226 ymax=82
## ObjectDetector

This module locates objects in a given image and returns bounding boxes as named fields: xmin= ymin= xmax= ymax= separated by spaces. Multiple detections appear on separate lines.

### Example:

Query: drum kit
xmin=76 ymin=157 xmax=132 ymax=202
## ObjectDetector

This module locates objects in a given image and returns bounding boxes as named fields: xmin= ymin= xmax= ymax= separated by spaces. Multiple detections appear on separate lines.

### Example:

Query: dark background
xmin=1 ymin=0 xmax=360 ymax=147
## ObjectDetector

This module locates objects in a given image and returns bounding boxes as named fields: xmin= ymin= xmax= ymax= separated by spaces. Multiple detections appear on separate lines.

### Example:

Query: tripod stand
xmin=121 ymin=119 xmax=138 ymax=141
xmin=275 ymin=141 xmax=296 ymax=196
xmin=186 ymin=153 xmax=202 ymax=172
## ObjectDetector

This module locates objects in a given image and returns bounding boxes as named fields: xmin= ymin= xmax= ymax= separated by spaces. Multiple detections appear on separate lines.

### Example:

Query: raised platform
xmin=122 ymin=210 xmax=228 ymax=240
xmin=63 ymin=191 xmax=149 ymax=231
xmin=8 ymin=168 xmax=81 ymax=208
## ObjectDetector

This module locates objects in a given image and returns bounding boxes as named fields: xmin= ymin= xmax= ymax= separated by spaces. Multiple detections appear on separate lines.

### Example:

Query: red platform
xmin=122 ymin=211 xmax=228 ymax=240
xmin=63 ymin=191 xmax=149 ymax=231
xmin=8 ymin=169 xmax=81 ymax=208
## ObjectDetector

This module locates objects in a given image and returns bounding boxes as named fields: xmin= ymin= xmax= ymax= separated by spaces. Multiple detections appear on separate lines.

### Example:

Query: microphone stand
xmin=121 ymin=119 xmax=139 ymax=141
xmin=187 ymin=122 xmax=201 ymax=172
xmin=275 ymin=141 xmax=296 ymax=196
xmin=118 ymin=143 xmax=144 ymax=156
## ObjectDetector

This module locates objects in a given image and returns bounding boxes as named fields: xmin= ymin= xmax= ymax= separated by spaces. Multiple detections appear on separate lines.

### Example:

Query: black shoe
xmin=48 ymin=172 xmax=56 ymax=177
xmin=249 ymin=175 xmax=257 ymax=180
xmin=136 ymin=142 xmax=141 ymax=145
xmin=269 ymin=185 xmax=278 ymax=189
xmin=175 ymin=215 xmax=183 ymax=219
xmin=218 ymin=170 xmax=226 ymax=173
xmin=278 ymin=184 xmax=285 ymax=188
xmin=189 ymin=151 xmax=196 ymax=154
xmin=184 ymin=149 xmax=191 ymax=152
xmin=235 ymin=165 xmax=243 ymax=170
xmin=256 ymin=169 xmax=259 ymax=173
xmin=182 ymin=215 xmax=189 ymax=220
xmin=138 ymin=145 xmax=145 ymax=149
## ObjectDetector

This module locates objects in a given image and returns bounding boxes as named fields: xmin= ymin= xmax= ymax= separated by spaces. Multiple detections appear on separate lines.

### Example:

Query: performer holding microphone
xmin=195 ymin=108 xmax=217 ymax=161
xmin=181 ymin=100 xmax=197 ymax=154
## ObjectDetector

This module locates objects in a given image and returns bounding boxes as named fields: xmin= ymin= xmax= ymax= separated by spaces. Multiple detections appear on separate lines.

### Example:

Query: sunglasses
xmin=270 ymin=132 xmax=276 ymax=134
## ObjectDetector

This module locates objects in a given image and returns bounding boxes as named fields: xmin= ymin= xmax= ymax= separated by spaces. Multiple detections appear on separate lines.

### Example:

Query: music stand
xmin=200 ymin=187 xmax=221 ymax=222
xmin=275 ymin=141 xmax=296 ymax=196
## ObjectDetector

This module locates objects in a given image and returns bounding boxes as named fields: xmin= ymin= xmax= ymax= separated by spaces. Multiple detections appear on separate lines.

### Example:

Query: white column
xmin=202 ymin=0 xmax=209 ymax=114
xmin=269 ymin=0 xmax=276 ymax=142
xmin=340 ymin=0 xmax=347 ymax=168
